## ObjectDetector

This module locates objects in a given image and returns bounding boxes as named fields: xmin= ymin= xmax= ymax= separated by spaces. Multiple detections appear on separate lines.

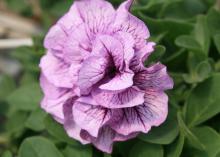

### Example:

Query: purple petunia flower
xmin=39 ymin=0 xmax=173 ymax=153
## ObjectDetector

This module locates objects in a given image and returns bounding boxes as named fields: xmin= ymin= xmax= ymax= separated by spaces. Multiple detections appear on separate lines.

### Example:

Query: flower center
xmin=108 ymin=65 xmax=117 ymax=79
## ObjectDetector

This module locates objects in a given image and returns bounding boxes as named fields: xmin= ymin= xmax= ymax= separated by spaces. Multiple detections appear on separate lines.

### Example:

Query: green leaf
xmin=115 ymin=139 xmax=138 ymax=157
xmin=187 ymin=52 xmax=207 ymax=75
xmin=44 ymin=116 xmax=79 ymax=146
xmin=145 ymin=45 xmax=166 ymax=65
xmin=1 ymin=150 xmax=13 ymax=157
xmin=0 ymin=101 xmax=9 ymax=118
xmin=7 ymin=83 xmax=42 ymax=113
xmin=25 ymin=108 xmax=47 ymax=131
xmin=193 ymin=15 xmax=210 ymax=55
xmin=138 ymin=108 xmax=179 ymax=145
xmin=166 ymin=134 xmax=185 ymax=157
xmin=5 ymin=111 xmax=28 ymax=137
xmin=183 ymin=59 xmax=212 ymax=84
xmin=149 ymin=32 xmax=167 ymax=43
xmin=49 ymin=1 xmax=73 ymax=17
xmin=6 ymin=0 xmax=29 ymax=13
xmin=191 ymin=126 xmax=220 ymax=157
xmin=19 ymin=72 xmax=37 ymax=85
xmin=132 ymin=0 xmax=164 ymax=12
xmin=175 ymin=35 xmax=201 ymax=52
xmin=104 ymin=154 xmax=112 ymax=157
xmin=195 ymin=60 xmax=212 ymax=81
xmin=177 ymin=112 xmax=205 ymax=150
xmin=62 ymin=145 xmax=92 ymax=157
xmin=215 ymin=60 xmax=220 ymax=71
xmin=138 ymin=14 xmax=194 ymax=42
xmin=10 ymin=47 xmax=40 ymax=72
xmin=183 ymin=51 xmax=212 ymax=84
xmin=186 ymin=73 xmax=220 ymax=126
xmin=176 ymin=15 xmax=211 ymax=55
xmin=160 ymin=0 xmax=207 ymax=20
xmin=18 ymin=137 xmax=64 ymax=157
xmin=129 ymin=141 xmax=163 ymax=157
xmin=214 ymin=34 xmax=220 ymax=54
xmin=0 ymin=75 xmax=16 ymax=101
xmin=207 ymin=8 xmax=220 ymax=36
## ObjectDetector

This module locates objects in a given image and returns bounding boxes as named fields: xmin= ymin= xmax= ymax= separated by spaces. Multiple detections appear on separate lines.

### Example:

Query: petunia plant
xmin=39 ymin=0 xmax=173 ymax=153
xmin=1 ymin=0 xmax=220 ymax=157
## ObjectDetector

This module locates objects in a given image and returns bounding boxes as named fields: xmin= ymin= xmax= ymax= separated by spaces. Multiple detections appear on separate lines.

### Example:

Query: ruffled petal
xmin=130 ymin=42 xmax=155 ymax=72
xmin=81 ymin=126 xmax=137 ymax=153
xmin=41 ymin=90 xmax=73 ymax=124
xmin=144 ymin=89 xmax=168 ymax=127
xmin=72 ymin=101 xmax=111 ymax=137
xmin=63 ymin=101 xmax=90 ymax=144
xmin=63 ymin=24 xmax=91 ymax=64
xmin=44 ymin=3 xmax=86 ymax=59
xmin=93 ymin=35 xmax=124 ymax=70
xmin=39 ymin=52 xmax=75 ymax=88
xmin=75 ymin=0 xmax=115 ymax=39
xmin=77 ymin=56 xmax=108 ymax=95
xmin=96 ymin=32 xmax=136 ymax=91
xmin=92 ymin=87 xmax=145 ymax=108
xmin=99 ymin=72 xmax=134 ymax=91
xmin=81 ymin=127 xmax=115 ymax=154
xmin=91 ymin=127 xmax=115 ymax=154
xmin=114 ymin=132 xmax=138 ymax=142
xmin=44 ymin=25 xmax=67 ymax=58
xmin=57 ymin=3 xmax=83 ymax=31
xmin=110 ymin=89 xmax=168 ymax=136
xmin=40 ymin=0 xmax=173 ymax=154
xmin=40 ymin=74 xmax=69 ymax=99
xmin=114 ymin=31 xmax=135 ymax=67
xmin=76 ymin=95 xmax=99 ymax=106
xmin=122 ymin=0 xmax=134 ymax=10
xmin=114 ymin=0 xmax=150 ymax=49
xmin=134 ymin=63 xmax=174 ymax=90
xmin=40 ymin=73 xmax=74 ymax=124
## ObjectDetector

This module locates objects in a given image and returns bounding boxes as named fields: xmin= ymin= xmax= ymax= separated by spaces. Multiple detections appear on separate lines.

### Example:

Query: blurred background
xmin=0 ymin=0 xmax=74 ymax=77
xmin=0 ymin=0 xmax=220 ymax=157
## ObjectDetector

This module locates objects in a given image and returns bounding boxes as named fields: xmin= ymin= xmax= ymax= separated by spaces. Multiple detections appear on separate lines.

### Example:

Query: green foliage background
xmin=0 ymin=0 xmax=220 ymax=157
